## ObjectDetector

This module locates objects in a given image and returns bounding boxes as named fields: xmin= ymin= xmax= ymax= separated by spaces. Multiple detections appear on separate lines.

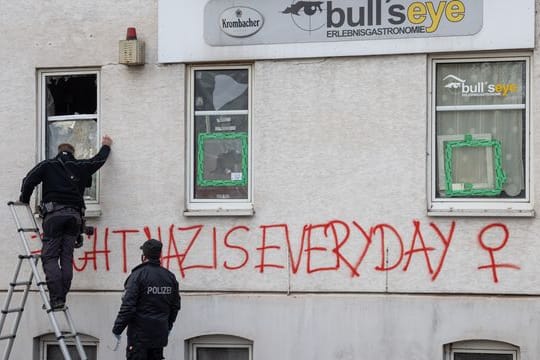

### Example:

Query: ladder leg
xmin=54 ymin=338 xmax=72 ymax=360
xmin=63 ymin=309 xmax=87 ymax=360
xmin=4 ymin=202 xmax=88 ymax=360
xmin=3 ymin=277 xmax=33 ymax=360
xmin=1 ymin=256 xmax=35 ymax=360
xmin=2 ymin=341 xmax=14 ymax=360
xmin=0 ymin=257 xmax=24 ymax=332
xmin=45 ymin=307 xmax=72 ymax=360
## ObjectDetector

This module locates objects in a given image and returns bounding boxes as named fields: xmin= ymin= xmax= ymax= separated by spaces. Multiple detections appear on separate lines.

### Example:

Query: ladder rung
xmin=46 ymin=307 xmax=66 ymax=313
xmin=0 ymin=334 xmax=16 ymax=341
xmin=10 ymin=281 xmax=32 ymax=287
xmin=36 ymin=281 xmax=47 ymax=287
xmin=7 ymin=201 xmax=25 ymax=206
xmin=1 ymin=308 xmax=23 ymax=314
xmin=18 ymin=254 xmax=40 ymax=260
xmin=17 ymin=228 xmax=39 ymax=233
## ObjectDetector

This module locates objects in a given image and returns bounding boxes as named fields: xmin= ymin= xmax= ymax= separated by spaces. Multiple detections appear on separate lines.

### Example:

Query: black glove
xmin=74 ymin=235 xmax=84 ymax=249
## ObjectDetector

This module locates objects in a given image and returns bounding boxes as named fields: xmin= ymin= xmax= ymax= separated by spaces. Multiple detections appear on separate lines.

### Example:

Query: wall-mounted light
xmin=119 ymin=27 xmax=145 ymax=65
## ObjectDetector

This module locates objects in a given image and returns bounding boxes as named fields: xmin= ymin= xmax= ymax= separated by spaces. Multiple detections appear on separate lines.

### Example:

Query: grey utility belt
xmin=39 ymin=202 xmax=83 ymax=217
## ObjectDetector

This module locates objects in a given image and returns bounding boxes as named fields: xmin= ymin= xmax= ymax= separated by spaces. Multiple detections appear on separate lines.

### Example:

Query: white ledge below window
xmin=84 ymin=203 xmax=102 ymax=218
xmin=184 ymin=207 xmax=255 ymax=217
xmin=428 ymin=205 xmax=535 ymax=218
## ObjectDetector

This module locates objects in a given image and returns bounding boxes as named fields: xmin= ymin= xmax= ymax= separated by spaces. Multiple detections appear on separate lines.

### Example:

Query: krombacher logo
xmin=219 ymin=7 xmax=264 ymax=37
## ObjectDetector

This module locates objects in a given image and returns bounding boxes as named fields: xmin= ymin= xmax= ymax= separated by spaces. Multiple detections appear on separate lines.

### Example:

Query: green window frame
xmin=196 ymin=132 xmax=249 ymax=187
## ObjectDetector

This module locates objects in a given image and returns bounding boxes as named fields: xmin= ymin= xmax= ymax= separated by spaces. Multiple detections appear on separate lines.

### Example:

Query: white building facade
xmin=0 ymin=0 xmax=539 ymax=359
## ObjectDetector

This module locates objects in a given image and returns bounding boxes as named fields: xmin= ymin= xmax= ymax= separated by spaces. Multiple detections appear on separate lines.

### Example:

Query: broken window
xmin=40 ymin=70 xmax=100 ymax=203
xmin=186 ymin=65 xmax=253 ymax=215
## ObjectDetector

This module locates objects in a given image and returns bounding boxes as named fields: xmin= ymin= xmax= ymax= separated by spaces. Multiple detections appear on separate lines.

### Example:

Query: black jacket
xmin=19 ymin=145 xmax=110 ymax=209
xmin=112 ymin=260 xmax=181 ymax=347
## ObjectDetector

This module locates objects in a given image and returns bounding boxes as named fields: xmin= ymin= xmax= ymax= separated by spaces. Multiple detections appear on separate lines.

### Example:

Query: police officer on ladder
xmin=18 ymin=135 xmax=113 ymax=309
xmin=113 ymin=239 xmax=181 ymax=359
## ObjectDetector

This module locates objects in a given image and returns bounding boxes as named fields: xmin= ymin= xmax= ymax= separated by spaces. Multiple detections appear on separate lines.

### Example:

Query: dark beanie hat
xmin=140 ymin=239 xmax=162 ymax=259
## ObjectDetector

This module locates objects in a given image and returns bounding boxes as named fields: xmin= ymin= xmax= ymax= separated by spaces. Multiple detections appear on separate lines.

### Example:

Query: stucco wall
xmin=1 ymin=0 xmax=539 ymax=359
xmin=3 ymin=292 xmax=540 ymax=360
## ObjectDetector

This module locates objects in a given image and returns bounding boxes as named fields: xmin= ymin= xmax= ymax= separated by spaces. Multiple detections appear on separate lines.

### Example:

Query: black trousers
xmin=126 ymin=343 xmax=164 ymax=360
xmin=41 ymin=207 xmax=81 ymax=303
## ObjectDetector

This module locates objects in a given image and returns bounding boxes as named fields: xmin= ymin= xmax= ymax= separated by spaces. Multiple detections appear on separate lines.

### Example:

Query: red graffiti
xmin=73 ymin=227 xmax=111 ymax=272
xmin=160 ymin=225 xmax=218 ymax=278
xmin=223 ymin=226 xmax=250 ymax=270
xmin=330 ymin=220 xmax=370 ymax=277
xmin=256 ymin=224 xmax=285 ymax=273
xmin=477 ymin=223 xmax=520 ymax=283
xmin=21 ymin=219 xmax=517 ymax=284
xmin=373 ymin=223 xmax=404 ymax=271
xmin=111 ymin=229 xmax=140 ymax=273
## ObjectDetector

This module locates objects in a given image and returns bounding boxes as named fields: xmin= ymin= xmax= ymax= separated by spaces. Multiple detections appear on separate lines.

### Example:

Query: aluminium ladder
xmin=0 ymin=201 xmax=87 ymax=360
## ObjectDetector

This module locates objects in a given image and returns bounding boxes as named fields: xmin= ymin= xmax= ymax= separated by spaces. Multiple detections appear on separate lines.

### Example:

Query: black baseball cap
xmin=140 ymin=239 xmax=162 ymax=259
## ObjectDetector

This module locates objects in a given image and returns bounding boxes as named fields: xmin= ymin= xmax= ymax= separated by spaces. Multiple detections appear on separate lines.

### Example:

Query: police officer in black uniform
xmin=19 ymin=135 xmax=113 ymax=309
xmin=113 ymin=239 xmax=181 ymax=360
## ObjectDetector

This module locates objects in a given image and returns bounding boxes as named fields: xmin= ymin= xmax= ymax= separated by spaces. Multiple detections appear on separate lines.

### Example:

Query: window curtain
xmin=435 ymin=61 xmax=526 ymax=198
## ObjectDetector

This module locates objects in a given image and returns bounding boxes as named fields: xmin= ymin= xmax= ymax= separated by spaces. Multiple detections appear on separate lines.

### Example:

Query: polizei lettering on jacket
xmin=147 ymin=286 xmax=172 ymax=295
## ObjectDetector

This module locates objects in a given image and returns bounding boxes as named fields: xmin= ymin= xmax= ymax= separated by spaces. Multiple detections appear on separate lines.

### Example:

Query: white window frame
xmin=38 ymin=69 xmax=102 ymax=217
xmin=444 ymin=340 xmax=519 ymax=360
xmin=427 ymin=53 xmax=534 ymax=217
xmin=189 ymin=334 xmax=253 ymax=360
xmin=185 ymin=64 xmax=254 ymax=217
xmin=38 ymin=333 xmax=98 ymax=360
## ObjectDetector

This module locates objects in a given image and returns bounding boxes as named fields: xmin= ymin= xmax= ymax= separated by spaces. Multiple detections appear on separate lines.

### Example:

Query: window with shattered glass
xmin=187 ymin=65 xmax=253 ymax=214
xmin=40 ymin=70 xmax=100 ymax=203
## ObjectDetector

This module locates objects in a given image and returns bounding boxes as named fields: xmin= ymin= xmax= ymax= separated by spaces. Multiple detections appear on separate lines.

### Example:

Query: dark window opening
xmin=46 ymin=344 xmax=97 ymax=360
xmin=196 ymin=347 xmax=250 ymax=360
xmin=46 ymin=75 xmax=97 ymax=116
xmin=454 ymin=353 xmax=513 ymax=360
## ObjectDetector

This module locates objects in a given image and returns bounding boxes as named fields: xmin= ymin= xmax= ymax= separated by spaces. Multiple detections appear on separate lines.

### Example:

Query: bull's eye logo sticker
xmin=282 ymin=1 xmax=326 ymax=32
xmin=443 ymin=75 xmax=466 ymax=90
xmin=443 ymin=74 xmax=467 ymax=95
